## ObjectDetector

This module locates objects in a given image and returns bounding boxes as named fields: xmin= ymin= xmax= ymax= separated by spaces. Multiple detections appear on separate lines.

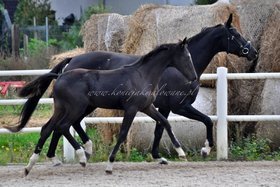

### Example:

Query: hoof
xmin=80 ymin=162 xmax=86 ymax=167
xmin=200 ymin=146 xmax=211 ymax=158
xmin=201 ymin=151 xmax=208 ymax=158
xmin=53 ymin=162 xmax=62 ymax=167
xmin=156 ymin=157 xmax=168 ymax=165
xmin=179 ymin=155 xmax=187 ymax=161
xmin=49 ymin=157 xmax=62 ymax=167
xmin=105 ymin=170 xmax=113 ymax=174
xmin=24 ymin=168 xmax=29 ymax=176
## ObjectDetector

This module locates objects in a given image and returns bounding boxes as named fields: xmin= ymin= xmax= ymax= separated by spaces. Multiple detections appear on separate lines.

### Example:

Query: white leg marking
xmin=201 ymin=140 xmax=211 ymax=156
xmin=25 ymin=153 xmax=39 ymax=173
xmin=84 ymin=140 xmax=93 ymax=155
xmin=175 ymin=147 xmax=186 ymax=157
xmin=105 ymin=161 xmax=113 ymax=174
xmin=76 ymin=148 xmax=87 ymax=165
xmin=49 ymin=156 xmax=62 ymax=166
xmin=156 ymin=157 xmax=168 ymax=164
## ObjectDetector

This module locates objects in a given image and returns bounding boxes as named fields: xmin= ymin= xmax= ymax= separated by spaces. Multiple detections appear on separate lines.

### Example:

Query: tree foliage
xmin=14 ymin=0 xmax=56 ymax=26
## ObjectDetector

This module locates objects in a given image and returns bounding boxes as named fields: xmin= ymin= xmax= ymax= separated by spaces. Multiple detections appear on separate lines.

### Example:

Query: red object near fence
xmin=0 ymin=81 xmax=26 ymax=96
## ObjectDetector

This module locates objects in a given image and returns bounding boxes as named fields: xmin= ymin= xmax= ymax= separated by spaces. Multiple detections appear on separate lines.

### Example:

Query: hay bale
xmin=229 ymin=0 xmax=280 ymax=143
xmin=255 ymin=4 xmax=280 ymax=72
xmin=90 ymin=109 xmax=124 ymax=144
xmin=122 ymin=3 xmax=239 ymax=60
xmin=81 ymin=13 xmax=130 ymax=52
xmin=122 ymin=3 xmax=242 ymax=88
xmin=246 ymin=4 xmax=280 ymax=148
xmin=232 ymin=0 xmax=279 ymax=48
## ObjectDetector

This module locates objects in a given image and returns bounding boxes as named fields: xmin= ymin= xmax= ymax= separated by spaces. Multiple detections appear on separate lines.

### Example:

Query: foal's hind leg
xmin=25 ymin=118 xmax=55 ymax=176
xmin=142 ymin=105 xmax=186 ymax=160
xmin=47 ymin=131 xmax=63 ymax=166
xmin=46 ymin=107 xmax=95 ymax=163
xmin=73 ymin=124 xmax=92 ymax=159
xmin=46 ymin=122 xmax=92 ymax=163
xmin=106 ymin=108 xmax=137 ymax=174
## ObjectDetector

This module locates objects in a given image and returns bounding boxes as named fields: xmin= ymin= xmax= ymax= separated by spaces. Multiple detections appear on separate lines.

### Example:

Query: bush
xmin=229 ymin=136 xmax=280 ymax=161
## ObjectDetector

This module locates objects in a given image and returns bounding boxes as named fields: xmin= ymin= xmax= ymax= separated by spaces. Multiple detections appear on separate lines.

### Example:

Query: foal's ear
xmin=180 ymin=37 xmax=188 ymax=48
xmin=225 ymin=13 xmax=233 ymax=28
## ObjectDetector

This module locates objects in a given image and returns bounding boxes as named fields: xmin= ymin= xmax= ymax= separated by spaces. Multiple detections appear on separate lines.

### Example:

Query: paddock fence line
xmin=1 ymin=68 xmax=280 ymax=161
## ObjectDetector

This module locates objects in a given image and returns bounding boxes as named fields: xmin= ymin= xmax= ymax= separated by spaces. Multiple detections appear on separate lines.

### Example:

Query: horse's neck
xmin=189 ymin=33 xmax=224 ymax=77
xmin=136 ymin=56 xmax=169 ymax=87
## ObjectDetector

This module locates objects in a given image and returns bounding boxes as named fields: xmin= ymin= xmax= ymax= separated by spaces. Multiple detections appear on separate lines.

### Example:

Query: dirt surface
xmin=1 ymin=161 xmax=280 ymax=186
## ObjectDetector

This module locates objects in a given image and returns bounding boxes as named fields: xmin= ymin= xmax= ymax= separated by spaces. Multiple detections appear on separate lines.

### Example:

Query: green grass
xmin=0 ymin=132 xmax=63 ymax=165
xmin=0 ymin=104 xmax=53 ymax=117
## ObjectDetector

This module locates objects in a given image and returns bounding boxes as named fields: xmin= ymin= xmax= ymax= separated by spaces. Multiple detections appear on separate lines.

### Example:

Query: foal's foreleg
xmin=142 ymin=105 xmax=186 ymax=159
xmin=106 ymin=109 xmax=137 ymax=174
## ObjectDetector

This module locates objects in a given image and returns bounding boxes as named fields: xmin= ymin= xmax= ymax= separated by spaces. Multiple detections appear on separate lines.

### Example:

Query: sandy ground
xmin=1 ymin=161 xmax=280 ymax=187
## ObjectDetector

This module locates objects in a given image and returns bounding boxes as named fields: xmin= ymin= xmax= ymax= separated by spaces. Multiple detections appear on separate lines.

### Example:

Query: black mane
xmin=123 ymin=43 xmax=172 ymax=68
xmin=187 ymin=24 xmax=223 ymax=43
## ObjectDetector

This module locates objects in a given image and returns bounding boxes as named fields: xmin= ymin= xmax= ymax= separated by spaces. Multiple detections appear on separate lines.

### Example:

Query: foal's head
xmin=221 ymin=14 xmax=258 ymax=61
xmin=168 ymin=38 xmax=197 ymax=82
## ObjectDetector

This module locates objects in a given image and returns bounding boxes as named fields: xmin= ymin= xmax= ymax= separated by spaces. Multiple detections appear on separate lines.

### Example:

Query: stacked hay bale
xmin=81 ymin=13 xmax=130 ymax=52
xmin=248 ymin=3 xmax=280 ymax=149
xmin=228 ymin=0 xmax=280 ymax=143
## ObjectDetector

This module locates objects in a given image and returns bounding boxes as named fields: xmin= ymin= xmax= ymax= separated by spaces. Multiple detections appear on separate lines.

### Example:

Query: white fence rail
xmin=1 ymin=68 xmax=280 ymax=161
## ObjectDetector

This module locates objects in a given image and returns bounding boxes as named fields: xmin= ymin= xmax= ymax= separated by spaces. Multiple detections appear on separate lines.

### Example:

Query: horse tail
xmin=5 ymin=72 xmax=60 ymax=132
xmin=19 ymin=58 xmax=71 ymax=97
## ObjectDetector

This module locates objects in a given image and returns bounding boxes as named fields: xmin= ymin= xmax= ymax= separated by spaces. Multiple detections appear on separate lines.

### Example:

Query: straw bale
xmin=89 ymin=109 xmax=124 ymax=144
xmin=122 ymin=3 xmax=241 ymax=88
xmin=81 ymin=13 xmax=130 ymax=52
xmin=227 ymin=2 xmax=280 ymax=144
xmin=232 ymin=0 xmax=279 ymax=48
xmin=123 ymin=3 xmax=240 ymax=57
xmin=255 ymin=4 xmax=280 ymax=72
xmin=247 ymin=4 xmax=280 ymax=148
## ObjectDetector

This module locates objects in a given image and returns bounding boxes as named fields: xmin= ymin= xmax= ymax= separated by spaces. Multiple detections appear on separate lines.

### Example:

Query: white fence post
xmin=216 ymin=67 xmax=228 ymax=160
xmin=63 ymin=127 xmax=75 ymax=162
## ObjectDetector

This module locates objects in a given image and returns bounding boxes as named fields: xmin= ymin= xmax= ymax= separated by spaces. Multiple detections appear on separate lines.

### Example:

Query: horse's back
xmin=64 ymin=51 xmax=138 ymax=71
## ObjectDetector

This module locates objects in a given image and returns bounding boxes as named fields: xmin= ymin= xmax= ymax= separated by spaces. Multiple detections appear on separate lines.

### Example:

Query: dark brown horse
xmin=20 ymin=39 xmax=197 ymax=175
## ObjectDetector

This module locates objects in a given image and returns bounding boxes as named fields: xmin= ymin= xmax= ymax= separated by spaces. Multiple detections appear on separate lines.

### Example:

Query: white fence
xmin=1 ymin=67 xmax=280 ymax=161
